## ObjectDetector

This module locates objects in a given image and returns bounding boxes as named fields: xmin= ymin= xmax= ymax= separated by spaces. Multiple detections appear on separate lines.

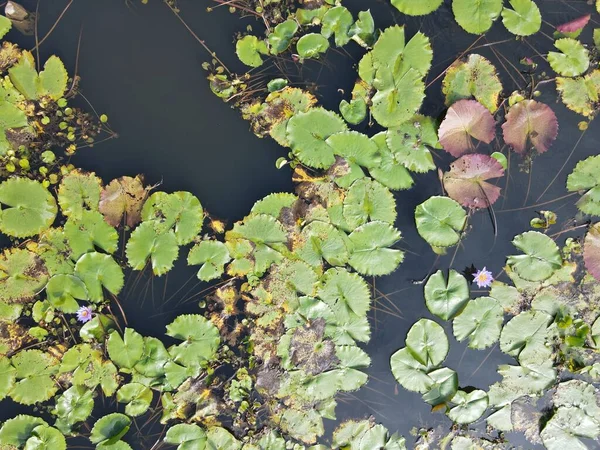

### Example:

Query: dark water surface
xmin=5 ymin=0 xmax=600 ymax=447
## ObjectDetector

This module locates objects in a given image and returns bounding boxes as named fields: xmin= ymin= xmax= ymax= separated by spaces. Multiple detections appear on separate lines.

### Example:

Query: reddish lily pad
xmin=502 ymin=100 xmax=558 ymax=155
xmin=584 ymin=223 xmax=600 ymax=281
xmin=443 ymin=154 xmax=505 ymax=209
xmin=99 ymin=176 xmax=148 ymax=228
xmin=438 ymin=100 xmax=496 ymax=157
xmin=556 ymin=14 xmax=590 ymax=34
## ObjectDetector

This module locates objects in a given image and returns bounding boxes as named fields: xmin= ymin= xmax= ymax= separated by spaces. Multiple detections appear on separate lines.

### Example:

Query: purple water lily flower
xmin=76 ymin=305 xmax=93 ymax=323
xmin=473 ymin=267 xmax=494 ymax=288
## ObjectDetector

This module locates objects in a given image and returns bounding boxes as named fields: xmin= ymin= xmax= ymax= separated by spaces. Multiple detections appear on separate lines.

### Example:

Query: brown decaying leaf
xmin=502 ymin=100 xmax=558 ymax=155
xmin=584 ymin=222 xmax=600 ymax=281
xmin=99 ymin=175 xmax=147 ymax=228
xmin=438 ymin=100 xmax=496 ymax=157
xmin=443 ymin=153 xmax=505 ymax=208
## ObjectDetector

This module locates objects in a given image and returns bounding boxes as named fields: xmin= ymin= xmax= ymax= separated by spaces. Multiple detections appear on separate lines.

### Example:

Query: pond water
xmin=3 ymin=0 xmax=600 ymax=448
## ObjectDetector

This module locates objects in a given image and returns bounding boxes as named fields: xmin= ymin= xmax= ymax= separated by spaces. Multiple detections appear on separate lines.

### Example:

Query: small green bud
xmin=39 ymin=166 xmax=48 ymax=176
xmin=19 ymin=158 xmax=30 ymax=170
xmin=65 ymin=107 xmax=73 ymax=116
xmin=41 ymin=116 xmax=50 ymax=125
xmin=42 ymin=180 xmax=50 ymax=188
xmin=41 ymin=150 xmax=56 ymax=163
xmin=100 ymin=114 xmax=108 ymax=123
xmin=59 ymin=122 xmax=68 ymax=130
xmin=57 ymin=98 xmax=68 ymax=107
xmin=5 ymin=162 xmax=15 ymax=172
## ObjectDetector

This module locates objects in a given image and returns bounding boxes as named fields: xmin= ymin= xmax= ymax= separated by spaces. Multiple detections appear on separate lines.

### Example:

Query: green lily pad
xmin=567 ymin=154 xmax=600 ymax=216
xmin=45 ymin=274 xmax=88 ymax=313
xmin=369 ymin=132 xmax=414 ymax=190
xmin=541 ymin=407 xmax=600 ymax=450
xmin=339 ymin=98 xmax=367 ymax=125
xmin=556 ymin=70 xmax=600 ymax=117
xmin=500 ymin=310 xmax=553 ymax=364
xmin=424 ymin=270 xmax=469 ymax=320
xmin=448 ymin=390 xmax=489 ymax=424
xmin=297 ymin=33 xmax=330 ymax=59
xmin=548 ymin=38 xmax=589 ymax=77
xmin=385 ymin=115 xmax=439 ymax=174
xmin=107 ymin=328 xmax=144 ymax=369
xmin=54 ymin=385 xmax=95 ymax=434
xmin=89 ymin=413 xmax=131 ymax=445
xmin=405 ymin=318 xmax=448 ymax=368
xmin=116 ymin=383 xmax=153 ymax=417
xmin=64 ymin=210 xmax=119 ymax=259
xmin=452 ymin=0 xmax=503 ymax=34
xmin=295 ymin=220 xmax=349 ymax=267
xmin=0 ymin=249 xmax=48 ymax=304
xmin=57 ymin=171 xmax=101 ymax=220
xmin=453 ymin=297 xmax=504 ymax=349
xmin=321 ymin=6 xmax=353 ymax=46
xmin=501 ymin=0 xmax=542 ymax=36
xmin=391 ymin=0 xmax=443 ymax=16
xmin=164 ymin=423 xmax=207 ymax=450
xmin=0 ymin=15 xmax=11 ymax=39
xmin=317 ymin=268 xmax=370 ymax=321
xmin=23 ymin=424 xmax=66 ymax=450
xmin=126 ymin=222 xmax=179 ymax=276
xmin=348 ymin=221 xmax=404 ymax=276
xmin=422 ymin=367 xmax=458 ymax=406
xmin=0 ymin=356 xmax=15 ymax=401
xmin=415 ymin=196 xmax=467 ymax=248
xmin=141 ymin=191 xmax=203 ymax=245
xmin=267 ymin=20 xmax=298 ymax=55
xmin=390 ymin=347 xmax=433 ymax=393
xmin=0 ymin=415 xmax=47 ymax=447
xmin=507 ymin=231 xmax=563 ymax=282
xmin=343 ymin=178 xmax=396 ymax=229
xmin=9 ymin=349 xmax=58 ymax=405
xmin=236 ymin=35 xmax=268 ymax=68
xmin=286 ymin=108 xmax=347 ymax=169
xmin=0 ymin=178 xmax=57 ymax=238
xmin=74 ymin=252 xmax=124 ymax=302
xmin=166 ymin=314 xmax=220 ymax=369
xmin=187 ymin=240 xmax=231 ymax=281
xmin=371 ymin=67 xmax=425 ymax=128
xmin=442 ymin=54 xmax=503 ymax=112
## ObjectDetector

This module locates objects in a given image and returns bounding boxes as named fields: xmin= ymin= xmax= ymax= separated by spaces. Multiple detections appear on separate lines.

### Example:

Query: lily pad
xmin=405 ymin=318 xmax=448 ymax=368
xmin=567 ymin=154 xmax=600 ymax=216
xmin=584 ymin=223 xmax=600 ymax=281
xmin=548 ymin=38 xmax=589 ymax=77
xmin=442 ymin=54 xmax=502 ymax=112
xmin=0 ymin=415 xmax=47 ymax=447
xmin=0 ymin=249 xmax=48 ymax=304
xmin=438 ymin=100 xmax=496 ymax=157
xmin=166 ymin=314 xmax=221 ymax=368
xmin=391 ymin=0 xmax=443 ymax=16
xmin=54 ymin=385 xmax=95 ymax=434
xmin=369 ymin=132 xmax=414 ymax=190
xmin=116 ymin=383 xmax=153 ymax=417
xmin=9 ymin=349 xmax=58 ymax=405
xmin=126 ymin=222 xmax=179 ymax=276
xmin=556 ymin=70 xmax=600 ymax=117
xmin=415 ymin=196 xmax=467 ymax=248
xmin=236 ymin=35 xmax=268 ymax=68
xmin=385 ymin=115 xmax=439 ymax=174
xmin=540 ymin=406 xmax=600 ymax=450
xmin=507 ymin=231 xmax=562 ymax=282
xmin=343 ymin=178 xmax=396 ymax=229
xmin=321 ymin=6 xmax=353 ymax=46
xmin=443 ymin=153 xmax=505 ymax=208
xmin=424 ymin=270 xmax=469 ymax=321
xmin=107 ymin=328 xmax=144 ymax=369
xmin=390 ymin=348 xmax=433 ymax=394
xmin=57 ymin=171 xmax=101 ymax=220
xmin=187 ymin=240 xmax=231 ymax=281
xmin=286 ymin=108 xmax=347 ymax=169
xmin=295 ymin=220 xmax=349 ymax=267
xmin=448 ymin=390 xmax=489 ymax=424
xmin=141 ymin=191 xmax=203 ymax=245
xmin=348 ymin=221 xmax=404 ymax=276
xmin=0 ymin=178 xmax=57 ymax=238
xmin=64 ymin=210 xmax=119 ymax=259
xmin=297 ymin=33 xmax=330 ymax=59
xmin=164 ymin=424 xmax=207 ymax=450
xmin=74 ymin=252 xmax=124 ymax=302
xmin=502 ymin=100 xmax=558 ymax=155
xmin=267 ymin=20 xmax=298 ymax=55
xmin=501 ymin=0 xmax=542 ymax=36
xmin=45 ymin=274 xmax=88 ymax=313
xmin=89 ymin=413 xmax=131 ymax=445
xmin=317 ymin=268 xmax=370 ymax=321
xmin=422 ymin=367 xmax=458 ymax=406
xmin=452 ymin=0 xmax=503 ymax=34
xmin=99 ymin=176 xmax=147 ymax=228
xmin=23 ymin=424 xmax=66 ymax=450
xmin=453 ymin=297 xmax=504 ymax=349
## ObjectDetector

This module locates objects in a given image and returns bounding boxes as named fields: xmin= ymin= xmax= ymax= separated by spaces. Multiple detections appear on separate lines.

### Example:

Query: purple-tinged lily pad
xmin=438 ymin=100 xmax=496 ymax=157
xmin=443 ymin=154 xmax=505 ymax=209
xmin=502 ymin=100 xmax=558 ymax=155
xmin=556 ymin=14 xmax=590 ymax=34
xmin=584 ymin=223 xmax=600 ymax=281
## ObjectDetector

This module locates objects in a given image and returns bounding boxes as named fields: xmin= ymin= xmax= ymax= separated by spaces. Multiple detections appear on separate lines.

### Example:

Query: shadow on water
xmin=4 ymin=0 xmax=600 ymax=447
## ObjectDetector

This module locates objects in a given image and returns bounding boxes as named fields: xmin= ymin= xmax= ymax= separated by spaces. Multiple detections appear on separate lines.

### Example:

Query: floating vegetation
xmin=1 ymin=0 xmax=600 ymax=449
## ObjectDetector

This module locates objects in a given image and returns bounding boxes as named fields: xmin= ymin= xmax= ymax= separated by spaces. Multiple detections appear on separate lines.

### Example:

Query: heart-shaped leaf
xmin=502 ymin=100 xmax=558 ymax=155
xmin=424 ymin=270 xmax=470 ymax=320
xmin=439 ymin=100 xmax=496 ymax=157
